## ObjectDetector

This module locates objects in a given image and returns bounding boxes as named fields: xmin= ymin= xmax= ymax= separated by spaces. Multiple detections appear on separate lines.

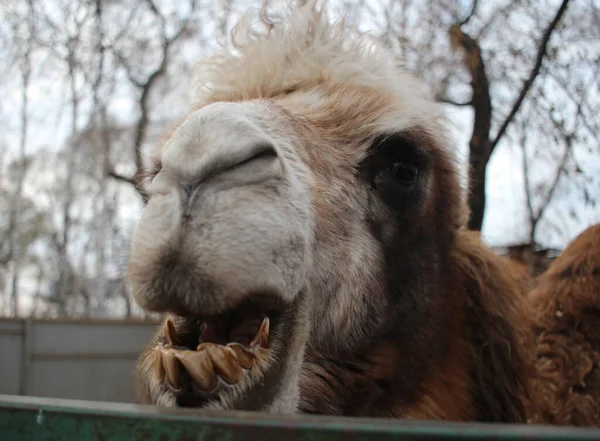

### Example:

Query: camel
xmin=128 ymin=1 xmax=600 ymax=425
xmin=527 ymin=223 xmax=600 ymax=425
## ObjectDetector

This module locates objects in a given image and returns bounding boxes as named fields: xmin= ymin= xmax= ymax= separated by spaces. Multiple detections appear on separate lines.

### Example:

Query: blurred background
xmin=0 ymin=0 xmax=598 ymax=402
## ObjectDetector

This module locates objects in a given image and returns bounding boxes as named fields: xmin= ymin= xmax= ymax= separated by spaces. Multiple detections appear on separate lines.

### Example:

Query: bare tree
xmin=449 ymin=0 xmax=571 ymax=231
xmin=105 ymin=0 xmax=199 ymax=202
xmin=382 ymin=0 xmax=597 ymax=247
xmin=0 ymin=0 xmax=231 ymax=318
xmin=5 ymin=0 xmax=34 ymax=316
xmin=520 ymin=62 xmax=599 ymax=247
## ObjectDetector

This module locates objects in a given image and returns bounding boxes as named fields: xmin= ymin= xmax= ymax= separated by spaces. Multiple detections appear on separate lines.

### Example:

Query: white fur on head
xmin=192 ymin=1 xmax=438 ymax=123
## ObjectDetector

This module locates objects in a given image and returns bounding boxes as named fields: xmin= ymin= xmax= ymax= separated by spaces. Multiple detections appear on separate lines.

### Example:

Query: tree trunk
xmin=467 ymin=158 xmax=488 ymax=231
xmin=449 ymin=25 xmax=492 ymax=231
xmin=8 ymin=17 xmax=32 ymax=316
xmin=449 ymin=0 xmax=570 ymax=231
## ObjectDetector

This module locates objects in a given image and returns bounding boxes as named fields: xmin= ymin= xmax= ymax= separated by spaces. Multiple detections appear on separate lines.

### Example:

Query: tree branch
xmin=106 ymin=169 xmax=149 ymax=203
xmin=547 ymin=69 xmax=600 ymax=146
xmin=489 ymin=0 xmax=571 ymax=154
xmin=131 ymin=7 xmax=190 ymax=172
xmin=519 ymin=130 xmax=536 ymax=244
xmin=435 ymin=95 xmax=472 ymax=107
xmin=91 ymin=0 xmax=105 ymax=108
xmin=106 ymin=169 xmax=135 ymax=186
xmin=458 ymin=0 xmax=478 ymax=27
xmin=107 ymin=2 xmax=194 ymax=202
xmin=532 ymin=90 xmax=584 ymax=233
xmin=535 ymin=144 xmax=569 ymax=229
xmin=7 ymin=0 xmax=34 ymax=316
xmin=448 ymin=24 xmax=492 ymax=231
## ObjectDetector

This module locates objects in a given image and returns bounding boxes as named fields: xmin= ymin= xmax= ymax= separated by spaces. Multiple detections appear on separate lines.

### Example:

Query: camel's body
xmin=128 ymin=1 xmax=600 ymax=426
xmin=527 ymin=223 xmax=600 ymax=425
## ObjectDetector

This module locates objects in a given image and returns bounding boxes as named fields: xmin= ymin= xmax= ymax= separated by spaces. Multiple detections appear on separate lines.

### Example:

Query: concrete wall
xmin=0 ymin=318 xmax=159 ymax=403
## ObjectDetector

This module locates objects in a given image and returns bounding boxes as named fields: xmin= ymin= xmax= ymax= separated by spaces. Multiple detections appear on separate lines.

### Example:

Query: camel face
xmin=128 ymin=83 xmax=461 ymax=410
xmin=130 ymin=86 xmax=467 ymax=410
xmin=131 ymin=1 xmax=542 ymax=420
xmin=128 ymin=1 xmax=465 ymax=412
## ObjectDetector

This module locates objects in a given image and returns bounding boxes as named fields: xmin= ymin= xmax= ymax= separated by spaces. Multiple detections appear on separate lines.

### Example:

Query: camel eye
xmin=391 ymin=162 xmax=418 ymax=186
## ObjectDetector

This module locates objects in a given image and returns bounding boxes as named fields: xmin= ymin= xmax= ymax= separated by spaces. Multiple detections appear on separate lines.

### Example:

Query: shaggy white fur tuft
xmin=192 ymin=0 xmax=433 ymax=109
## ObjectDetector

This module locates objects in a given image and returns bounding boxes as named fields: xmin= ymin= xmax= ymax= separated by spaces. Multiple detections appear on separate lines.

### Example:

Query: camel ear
xmin=455 ymin=230 xmax=536 ymax=423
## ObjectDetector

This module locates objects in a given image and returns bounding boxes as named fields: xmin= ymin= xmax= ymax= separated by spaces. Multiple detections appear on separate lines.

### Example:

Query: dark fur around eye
xmin=391 ymin=163 xmax=419 ymax=185
xmin=360 ymin=133 xmax=431 ymax=216
xmin=363 ymin=134 xmax=431 ymax=177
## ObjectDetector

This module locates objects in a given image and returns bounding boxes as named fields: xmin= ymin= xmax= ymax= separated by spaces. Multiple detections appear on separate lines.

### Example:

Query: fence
xmin=2 ymin=319 xmax=600 ymax=440
xmin=3 ymin=394 xmax=600 ymax=441
xmin=0 ymin=318 xmax=159 ymax=403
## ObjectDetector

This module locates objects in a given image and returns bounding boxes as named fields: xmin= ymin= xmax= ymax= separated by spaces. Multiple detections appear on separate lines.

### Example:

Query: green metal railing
xmin=1 ymin=394 xmax=600 ymax=441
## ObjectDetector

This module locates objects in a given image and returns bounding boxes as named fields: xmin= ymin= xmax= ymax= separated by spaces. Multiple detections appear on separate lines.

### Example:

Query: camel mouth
xmin=196 ymin=299 xmax=282 ymax=348
xmin=170 ymin=294 xmax=286 ymax=350
xmin=156 ymin=295 xmax=289 ymax=407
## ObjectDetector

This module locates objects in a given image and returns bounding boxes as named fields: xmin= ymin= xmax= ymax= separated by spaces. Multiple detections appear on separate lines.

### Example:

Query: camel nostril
xmin=176 ymin=143 xmax=280 ymax=219
xmin=238 ymin=145 xmax=278 ymax=165
xmin=218 ymin=143 xmax=278 ymax=175
xmin=185 ymin=143 xmax=280 ymax=200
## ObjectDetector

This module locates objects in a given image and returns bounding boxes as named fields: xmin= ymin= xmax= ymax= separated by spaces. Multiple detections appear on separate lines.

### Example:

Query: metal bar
xmin=30 ymin=352 xmax=140 ymax=361
xmin=1 ymin=394 xmax=600 ymax=441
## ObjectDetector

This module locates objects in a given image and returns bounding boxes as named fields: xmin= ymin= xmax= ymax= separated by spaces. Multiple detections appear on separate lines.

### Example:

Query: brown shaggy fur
xmin=527 ymin=223 xmax=600 ymax=426
xmin=296 ymin=227 xmax=536 ymax=422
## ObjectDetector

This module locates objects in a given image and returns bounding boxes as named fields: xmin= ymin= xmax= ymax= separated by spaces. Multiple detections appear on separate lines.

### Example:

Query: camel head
xmin=129 ymin=1 xmax=530 ymax=419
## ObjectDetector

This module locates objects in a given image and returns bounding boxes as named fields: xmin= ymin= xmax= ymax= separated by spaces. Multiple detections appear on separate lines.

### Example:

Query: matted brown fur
xmin=527 ymin=223 xmax=600 ymax=425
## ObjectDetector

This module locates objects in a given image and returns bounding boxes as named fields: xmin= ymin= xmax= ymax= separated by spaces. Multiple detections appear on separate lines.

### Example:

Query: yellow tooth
xmin=226 ymin=343 xmax=255 ymax=369
xmin=250 ymin=317 xmax=270 ymax=349
xmin=154 ymin=349 xmax=165 ymax=383
xmin=175 ymin=349 xmax=216 ymax=391
xmin=196 ymin=342 xmax=216 ymax=352
xmin=161 ymin=348 xmax=181 ymax=389
xmin=165 ymin=319 xmax=181 ymax=347
xmin=206 ymin=346 xmax=242 ymax=384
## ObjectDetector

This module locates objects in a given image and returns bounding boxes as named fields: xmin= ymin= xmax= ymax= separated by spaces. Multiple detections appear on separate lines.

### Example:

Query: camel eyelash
xmin=363 ymin=134 xmax=432 ymax=180
xmin=374 ymin=134 xmax=432 ymax=168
